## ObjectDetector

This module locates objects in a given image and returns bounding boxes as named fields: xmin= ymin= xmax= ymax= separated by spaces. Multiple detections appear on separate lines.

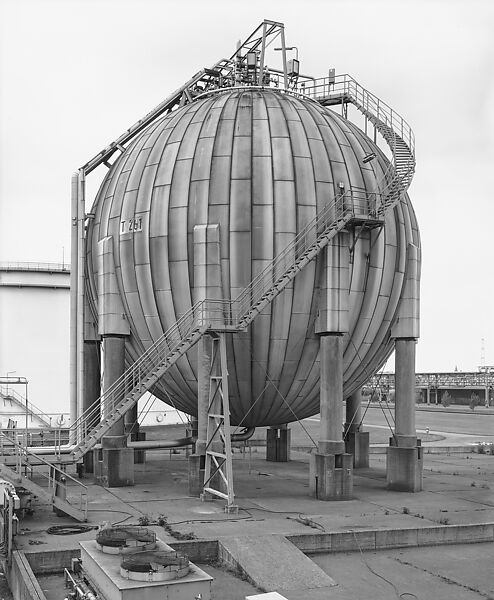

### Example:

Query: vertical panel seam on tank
xmin=127 ymin=117 xmax=177 ymax=403
xmin=346 ymin=199 xmax=404 ymax=392
xmin=226 ymin=91 xmax=243 ymax=407
xmin=127 ymin=120 xmax=169 ymax=353
xmin=259 ymin=90 xmax=292 ymax=425
xmin=178 ymin=96 xmax=221 ymax=394
xmin=87 ymin=173 xmax=113 ymax=328
xmin=346 ymin=199 xmax=408 ymax=393
xmin=255 ymin=90 xmax=276 ymax=423
xmin=134 ymin=116 xmax=173 ymax=346
xmin=119 ymin=125 xmax=166 ymax=357
xmin=292 ymin=100 xmax=345 ymax=416
xmin=168 ymin=98 xmax=211 ymax=400
xmin=244 ymin=88 xmax=255 ymax=424
xmin=340 ymin=129 xmax=394 ymax=387
xmin=146 ymin=110 xmax=180 ymax=346
xmin=204 ymin=90 xmax=243 ymax=420
xmin=246 ymin=90 xmax=273 ymax=425
xmin=227 ymin=91 xmax=253 ymax=412
xmin=187 ymin=93 xmax=228 ymax=395
xmin=337 ymin=118 xmax=389 ymax=388
xmin=147 ymin=104 xmax=197 ymax=403
xmin=268 ymin=94 xmax=308 ymax=424
xmin=285 ymin=97 xmax=331 ymax=419
xmin=100 ymin=135 xmax=144 ymax=348
xmin=260 ymin=91 xmax=297 ymax=424
xmin=113 ymin=134 xmax=153 ymax=330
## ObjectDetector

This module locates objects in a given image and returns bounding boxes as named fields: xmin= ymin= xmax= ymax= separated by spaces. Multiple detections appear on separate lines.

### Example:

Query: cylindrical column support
xmin=394 ymin=338 xmax=417 ymax=446
xmin=83 ymin=340 xmax=100 ymax=473
xmin=102 ymin=335 xmax=126 ymax=438
xmin=318 ymin=333 xmax=345 ymax=455
xmin=345 ymin=389 xmax=362 ymax=434
xmin=124 ymin=404 xmax=138 ymax=436
xmin=196 ymin=334 xmax=212 ymax=456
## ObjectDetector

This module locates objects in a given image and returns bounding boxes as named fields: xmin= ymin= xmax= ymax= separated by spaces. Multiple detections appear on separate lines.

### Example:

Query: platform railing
xmin=0 ymin=431 xmax=88 ymax=519
xmin=0 ymin=386 xmax=53 ymax=427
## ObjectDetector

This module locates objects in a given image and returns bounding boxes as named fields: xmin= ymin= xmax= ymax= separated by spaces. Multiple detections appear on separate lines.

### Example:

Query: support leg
xmin=344 ymin=388 xmax=369 ymax=468
xmin=387 ymin=338 xmax=422 ymax=491
xmin=97 ymin=335 xmax=134 ymax=487
xmin=189 ymin=334 xmax=212 ymax=496
xmin=309 ymin=334 xmax=353 ymax=500
xmin=266 ymin=424 xmax=291 ymax=462
xmin=82 ymin=340 xmax=100 ymax=474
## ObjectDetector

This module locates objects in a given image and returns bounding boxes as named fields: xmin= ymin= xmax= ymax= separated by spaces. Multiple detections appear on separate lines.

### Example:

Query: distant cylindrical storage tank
xmin=86 ymin=88 xmax=420 ymax=426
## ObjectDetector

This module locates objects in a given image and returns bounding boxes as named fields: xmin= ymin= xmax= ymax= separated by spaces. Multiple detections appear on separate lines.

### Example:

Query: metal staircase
xmin=0 ymin=432 xmax=87 ymax=521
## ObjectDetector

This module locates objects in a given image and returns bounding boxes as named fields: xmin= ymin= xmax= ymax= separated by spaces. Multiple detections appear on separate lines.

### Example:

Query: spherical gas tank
xmin=86 ymin=88 xmax=420 ymax=426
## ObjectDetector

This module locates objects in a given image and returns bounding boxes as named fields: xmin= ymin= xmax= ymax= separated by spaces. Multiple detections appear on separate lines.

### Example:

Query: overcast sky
xmin=1 ymin=0 xmax=493 ymax=373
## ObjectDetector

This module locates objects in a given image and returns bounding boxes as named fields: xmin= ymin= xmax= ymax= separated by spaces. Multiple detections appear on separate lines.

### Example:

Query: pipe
xmin=77 ymin=170 xmax=86 ymax=432
xmin=18 ymin=427 xmax=257 ymax=456
xmin=69 ymin=173 xmax=79 ymax=434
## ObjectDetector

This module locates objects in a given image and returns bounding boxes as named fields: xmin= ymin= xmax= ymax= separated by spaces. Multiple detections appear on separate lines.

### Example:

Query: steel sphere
xmin=86 ymin=88 xmax=420 ymax=426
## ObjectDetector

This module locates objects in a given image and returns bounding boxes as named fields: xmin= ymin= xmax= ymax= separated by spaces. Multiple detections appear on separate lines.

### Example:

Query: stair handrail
xmin=0 ymin=386 xmax=53 ymax=427
xmin=0 ymin=431 xmax=88 ymax=517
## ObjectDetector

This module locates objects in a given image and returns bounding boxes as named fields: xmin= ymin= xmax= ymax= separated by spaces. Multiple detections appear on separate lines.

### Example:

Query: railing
xmin=0 ymin=262 xmax=69 ymax=273
xmin=0 ymin=431 xmax=87 ymax=518
xmin=367 ymin=372 xmax=494 ymax=389
xmin=295 ymin=73 xmax=415 ymax=155
xmin=0 ymin=386 xmax=53 ymax=427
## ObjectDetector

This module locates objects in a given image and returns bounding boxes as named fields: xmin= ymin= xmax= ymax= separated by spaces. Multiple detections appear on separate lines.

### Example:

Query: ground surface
xmin=312 ymin=542 xmax=494 ymax=600
xmin=7 ymin=407 xmax=494 ymax=599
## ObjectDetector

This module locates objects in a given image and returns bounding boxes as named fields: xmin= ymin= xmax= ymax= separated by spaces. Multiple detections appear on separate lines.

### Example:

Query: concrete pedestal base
xmin=188 ymin=454 xmax=205 ymax=497
xmin=387 ymin=443 xmax=423 ymax=492
xmin=309 ymin=452 xmax=353 ymax=500
xmin=83 ymin=451 xmax=94 ymax=474
xmin=266 ymin=426 xmax=291 ymax=462
xmin=345 ymin=431 xmax=370 ymax=468
xmin=94 ymin=436 xmax=134 ymax=487
xmin=131 ymin=431 xmax=146 ymax=464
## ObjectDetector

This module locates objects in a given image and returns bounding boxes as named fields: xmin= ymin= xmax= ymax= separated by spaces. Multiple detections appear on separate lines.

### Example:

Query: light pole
xmin=6 ymin=371 xmax=16 ymax=396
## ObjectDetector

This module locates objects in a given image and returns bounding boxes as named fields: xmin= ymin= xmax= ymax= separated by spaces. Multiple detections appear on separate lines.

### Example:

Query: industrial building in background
xmin=1 ymin=20 xmax=421 ymax=575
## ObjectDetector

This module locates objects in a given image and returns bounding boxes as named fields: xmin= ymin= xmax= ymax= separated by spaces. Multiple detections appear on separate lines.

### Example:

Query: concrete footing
xmin=387 ymin=441 xmax=423 ymax=492
xmin=188 ymin=454 xmax=205 ymax=497
xmin=345 ymin=431 xmax=370 ymax=468
xmin=94 ymin=435 xmax=134 ymax=487
xmin=266 ymin=426 xmax=291 ymax=462
xmin=309 ymin=452 xmax=353 ymax=500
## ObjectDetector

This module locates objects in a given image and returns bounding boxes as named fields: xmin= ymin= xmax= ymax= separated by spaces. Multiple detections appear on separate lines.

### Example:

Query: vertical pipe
xmin=77 ymin=170 xmax=86 ymax=440
xmin=280 ymin=26 xmax=288 ymax=90
xmin=259 ymin=22 xmax=267 ymax=84
xmin=69 ymin=172 xmax=79 ymax=437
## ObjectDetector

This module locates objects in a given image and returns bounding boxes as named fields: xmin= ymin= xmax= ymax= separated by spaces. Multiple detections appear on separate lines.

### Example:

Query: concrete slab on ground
xmin=218 ymin=534 xmax=336 ymax=594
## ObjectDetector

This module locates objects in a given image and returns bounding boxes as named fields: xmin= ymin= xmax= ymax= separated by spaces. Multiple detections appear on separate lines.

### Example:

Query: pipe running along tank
xmin=85 ymin=87 xmax=419 ymax=427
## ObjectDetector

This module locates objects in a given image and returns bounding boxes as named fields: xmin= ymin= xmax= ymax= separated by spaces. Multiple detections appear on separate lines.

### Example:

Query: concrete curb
xmin=286 ymin=522 xmax=494 ymax=554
